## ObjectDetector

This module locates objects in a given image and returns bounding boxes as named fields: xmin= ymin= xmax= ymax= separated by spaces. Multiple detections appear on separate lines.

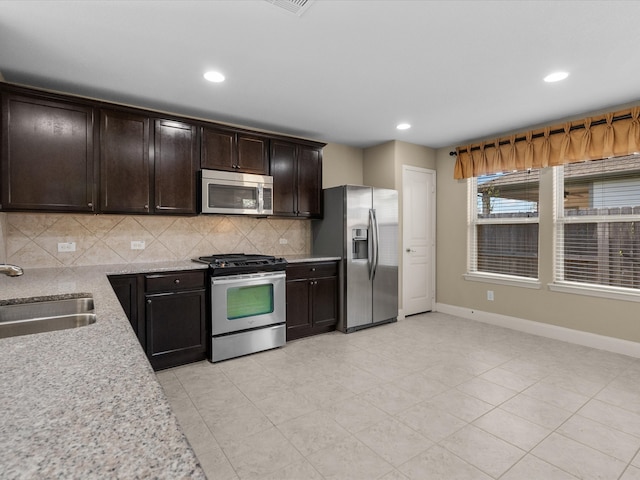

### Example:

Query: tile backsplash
xmin=2 ymin=213 xmax=311 ymax=269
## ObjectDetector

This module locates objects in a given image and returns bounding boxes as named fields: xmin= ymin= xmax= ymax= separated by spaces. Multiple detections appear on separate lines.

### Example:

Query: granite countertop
xmin=0 ymin=261 xmax=208 ymax=479
xmin=0 ymin=255 xmax=342 ymax=478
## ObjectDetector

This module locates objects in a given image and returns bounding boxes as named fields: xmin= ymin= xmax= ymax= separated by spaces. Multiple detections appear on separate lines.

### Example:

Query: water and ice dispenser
xmin=352 ymin=228 xmax=368 ymax=259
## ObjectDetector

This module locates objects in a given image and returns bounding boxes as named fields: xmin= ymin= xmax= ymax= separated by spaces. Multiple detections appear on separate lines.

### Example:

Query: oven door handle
xmin=211 ymin=271 xmax=286 ymax=286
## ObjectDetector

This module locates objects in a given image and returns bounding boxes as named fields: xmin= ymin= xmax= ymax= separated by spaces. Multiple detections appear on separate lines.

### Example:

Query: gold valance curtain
xmin=453 ymin=106 xmax=640 ymax=179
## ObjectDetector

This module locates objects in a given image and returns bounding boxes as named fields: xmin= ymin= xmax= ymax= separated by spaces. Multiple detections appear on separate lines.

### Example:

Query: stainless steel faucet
xmin=0 ymin=264 xmax=24 ymax=277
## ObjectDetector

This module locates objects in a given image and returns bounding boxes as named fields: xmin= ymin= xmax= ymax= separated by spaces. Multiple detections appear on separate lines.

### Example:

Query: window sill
xmin=463 ymin=272 xmax=541 ymax=289
xmin=548 ymin=282 xmax=640 ymax=303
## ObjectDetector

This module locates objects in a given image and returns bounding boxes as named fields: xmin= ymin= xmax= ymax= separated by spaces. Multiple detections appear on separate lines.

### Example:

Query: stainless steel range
xmin=194 ymin=253 xmax=287 ymax=363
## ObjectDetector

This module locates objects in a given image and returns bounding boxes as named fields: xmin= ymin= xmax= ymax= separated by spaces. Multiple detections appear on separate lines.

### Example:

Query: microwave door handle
xmin=258 ymin=184 xmax=263 ymax=214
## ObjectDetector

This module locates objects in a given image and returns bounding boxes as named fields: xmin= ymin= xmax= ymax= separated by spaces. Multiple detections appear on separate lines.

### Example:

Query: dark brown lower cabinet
xmin=108 ymin=270 xmax=207 ymax=370
xmin=145 ymin=289 xmax=206 ymax=370
xmin=286 ymin=261 xmax=338 ymax=341
xmin=108 ymin=274 xmax=143 ymax=348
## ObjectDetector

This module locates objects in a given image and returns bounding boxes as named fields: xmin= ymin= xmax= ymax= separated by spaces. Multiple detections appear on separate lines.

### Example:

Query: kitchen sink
xmin=0 ymin=297 xmax=96 ymax=339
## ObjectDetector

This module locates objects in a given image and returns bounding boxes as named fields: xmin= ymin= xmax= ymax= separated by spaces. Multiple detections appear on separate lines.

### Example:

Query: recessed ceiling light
xmin=397 ymin=123 xmax=411 ymax=130
xmin=204 ymin=71 xmax=225 ymax=83
xmin=544 ymin=71 xmax=569 ymax=83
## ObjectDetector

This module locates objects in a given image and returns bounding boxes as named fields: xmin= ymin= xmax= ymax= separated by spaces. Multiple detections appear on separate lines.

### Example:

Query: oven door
xmin=210 ymin=271 xmax=286 ymax=335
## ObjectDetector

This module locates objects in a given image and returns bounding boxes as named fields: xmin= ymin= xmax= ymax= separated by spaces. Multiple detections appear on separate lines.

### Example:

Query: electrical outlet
xmin=279 ymin=238 xmax=288 ymax=245
xmin=57 ymin=242 xmax=76 ymax=252
xmin=487 ymin=290 xmax=494 ymax=301
xmin=131 ymin=240 xmax=146 ymax=250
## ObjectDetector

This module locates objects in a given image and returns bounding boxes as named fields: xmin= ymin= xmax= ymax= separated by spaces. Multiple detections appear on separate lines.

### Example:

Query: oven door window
xmin=209 ymin=184 xmax=257 ymax=209
xmin=227 ymin=284 xmax=274 ymax=320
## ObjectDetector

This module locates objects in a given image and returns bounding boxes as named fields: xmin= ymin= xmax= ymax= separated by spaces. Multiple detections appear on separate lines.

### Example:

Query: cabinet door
xmin=270 ymin=140 xmax=297 ymax=217
xmin=100 ymin=109 xmax=151 ymax=213
xmin=311 ymin=276 xmax=338 ymax=329
xmin=154 ymin=119 xmax=198 ymax=214
xmin=108 ymin=274 xmax=144 ymax=348
xmin=201 ymin=128 xmax=268 ymax=175
xmin=296 ymin=145 xmax=322 ymax=218
xmin=237 ymin=134 xmax=268 ymax=174
xmin=285 ymin=278 xmax=311 ymax=341
xmin=1 ymin=93 xmax=96 ymax=212
xmin=201 ymin=127 xmax=235 ymax=171
xmin=145 ymin=289 xmax=206 ymax=370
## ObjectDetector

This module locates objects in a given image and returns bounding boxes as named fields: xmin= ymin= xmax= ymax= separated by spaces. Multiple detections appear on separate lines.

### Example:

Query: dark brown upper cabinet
xmin=100 ymin=109 xmax=151 ymax=214
xmin=0 ymin=83 xmax=324 ymax=217
xmin=100 ymin=110 xmax=198 ymax=215
xmin=154 ymin=119 xmax=198 ymax=214
xmin=1 ymin=92 xmax=97 ymax=212
xmin=270 ymin=139 xmax=323 ymax=218
xmin=201 ymin=126 xmax=268 ymax=175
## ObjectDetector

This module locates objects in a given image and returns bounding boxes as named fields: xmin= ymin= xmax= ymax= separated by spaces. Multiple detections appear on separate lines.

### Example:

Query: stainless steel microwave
xmin=200 ymin=169 xmax=273 ymax=215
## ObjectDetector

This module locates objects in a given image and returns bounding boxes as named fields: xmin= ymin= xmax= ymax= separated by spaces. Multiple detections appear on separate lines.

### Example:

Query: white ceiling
xmin=2 ymin=0 xmax=640 ymax=149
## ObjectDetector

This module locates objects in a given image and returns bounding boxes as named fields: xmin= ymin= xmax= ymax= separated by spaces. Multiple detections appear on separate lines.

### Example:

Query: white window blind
xmin=469 ymin=170 xmax=539 ymax=279
xmin=555 ymin=155 xmax=640 ymax=291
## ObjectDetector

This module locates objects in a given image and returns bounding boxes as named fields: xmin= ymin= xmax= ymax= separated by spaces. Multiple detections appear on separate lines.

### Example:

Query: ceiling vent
xmin=264 ymin=0 xmax=315 ymax=16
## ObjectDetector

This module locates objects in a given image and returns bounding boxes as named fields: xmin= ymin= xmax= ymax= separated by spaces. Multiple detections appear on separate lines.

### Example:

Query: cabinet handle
xmin=144 ymin=204 xmax=149 ymax=210
xmin=311 ymin=268 xmax=316 ymax=272
xmin=88 ymin=202 xmax=93 ymax=207
xmin=174 ymin=279 xmax=180 ymax=284
xmin=147 ymin=299 xmax=151 ymax=304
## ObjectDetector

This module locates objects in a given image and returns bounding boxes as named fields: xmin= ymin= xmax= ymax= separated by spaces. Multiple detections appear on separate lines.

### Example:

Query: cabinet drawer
xmin=286 ymin=261 xmax=338 ymax=280
xmin=145 ymin=270 xmax=205 ymax=293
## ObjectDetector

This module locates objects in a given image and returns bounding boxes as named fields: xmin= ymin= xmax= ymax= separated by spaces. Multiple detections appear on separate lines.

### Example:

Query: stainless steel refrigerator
xmin=312 ymin=185 xmax=398 ymax=333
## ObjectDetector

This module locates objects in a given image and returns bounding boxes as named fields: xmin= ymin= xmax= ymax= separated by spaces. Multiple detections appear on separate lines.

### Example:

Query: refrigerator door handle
xmin=368 ymin=209 xmax=374 ymax=280
xmin=369 ymin=208 xmax=379 ymax=280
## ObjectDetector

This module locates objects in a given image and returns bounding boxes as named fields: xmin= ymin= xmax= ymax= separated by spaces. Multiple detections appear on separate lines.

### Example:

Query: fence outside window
xmin=555 ymin=155 xmax=640 ymax=291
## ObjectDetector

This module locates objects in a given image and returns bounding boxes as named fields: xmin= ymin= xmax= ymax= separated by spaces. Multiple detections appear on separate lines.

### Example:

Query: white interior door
xmin=402 ymin=165 xmax=435 ymax=316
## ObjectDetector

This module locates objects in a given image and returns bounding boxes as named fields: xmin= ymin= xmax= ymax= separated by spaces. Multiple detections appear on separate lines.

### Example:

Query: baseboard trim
xmin=435 ymin=303 xmax=640 ymax=358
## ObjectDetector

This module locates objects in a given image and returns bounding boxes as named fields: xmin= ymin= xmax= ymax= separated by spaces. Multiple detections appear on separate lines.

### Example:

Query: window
xmin=554 ymin=155 xmax=640 ymax=292
xmin=468 ymin=169 xmax=540 ymax=281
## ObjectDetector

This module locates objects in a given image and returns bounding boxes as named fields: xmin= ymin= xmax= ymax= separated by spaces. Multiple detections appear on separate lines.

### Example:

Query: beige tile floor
xmin=156 ymin=312 xmax=640 ymax=480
